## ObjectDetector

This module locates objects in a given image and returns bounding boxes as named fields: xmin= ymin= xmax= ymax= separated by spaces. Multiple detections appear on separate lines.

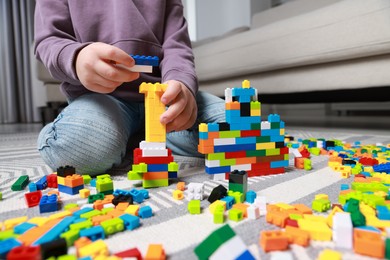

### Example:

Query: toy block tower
xmin=198 ymin=80 xmax=288 ymax=180
xmin=128 ymin=82 xmax=178 ymax=188
xmin=57 ymin=166 xmax=84 ymax=195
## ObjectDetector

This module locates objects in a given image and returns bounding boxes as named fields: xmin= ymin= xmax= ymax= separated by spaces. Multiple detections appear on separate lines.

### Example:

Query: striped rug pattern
xmin=1 ymin=129 xmax=389 ymax=259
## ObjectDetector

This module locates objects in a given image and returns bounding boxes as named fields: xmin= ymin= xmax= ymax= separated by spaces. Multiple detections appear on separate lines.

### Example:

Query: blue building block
xmin=79 ymin=226 xmax=105 ymax=241
xmin=33 ymin=216 xmax=76 ymax=245
xmin=205 ymin=166 xmax=231 ymax=175
xmin=0 ymin=238 xmax=22 ymax=258
xmin=119 ymin=214 xmax=140 ymax=230
xmin=58 ymin=184 xmax=84 ymax=195
xmin=220 ymin=196 xmax=235 ymax=210
xmin=236 ymin=137 xmax=256 ymax=145
xmin=113 ymin=189 xmax=130 ymax=196
xmin=270 ymin=135 xmax=285 ymax=142
xmin=214 ymin=143 xmax=256 ymax=153
xmin=139 ymin=189 xmax=149 ymax=199
xmin=373 ymin=162 xmax=390 ymax=173
xmin=376 ymin=205 xmax=390 ymax=220
xmin=199 ymin=132 xmax=208 ymax=140
xmin=147 ymin=164 xmax=168 ymax=172
xmin=260 ymin=129 xmax=281 ymax=137
xmin=236 ymin=249 xmax=256 ymax=260
xmin=28 ymin=182 xmax=37 ymax=192
xmin=268 ymin=114 xmax=280 ymax=122
xmin=36 ymin=175 xmax=47 ymax=190
xmin=130 ymin=55 xmax=159 ymax=66
xmin=168 ymin=171 xmax=178 ymax=179
xmin=129 ymin=188 xmax=144 ymax=204
xmin=229 ymin=123 xmax=252 ymax=131
xmin=90 ymin=179 xmax=96 ymax=187
xmin=13 ymin=222 xmax=37 ymax=234
xmin=245 ymin=190 xmax=257 ymax=204
xmin=39 ymin=194 xmax=58 ymax=213
xmin=340 ymin=184 xmax=349 ymax=191
xmin=139 ymin=205 xmax=153 ymax=219
xmin=208 ymin=123 xmax=220 ymax=132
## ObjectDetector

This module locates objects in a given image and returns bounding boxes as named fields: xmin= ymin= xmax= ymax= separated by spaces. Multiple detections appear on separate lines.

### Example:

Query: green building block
xmin=250 ymin=101 xmax=260 ymax=110
xmin=246 ymin=150 xmax=266 ymax=157
xmin=101 ymin=218 xmax=124 ymax=236
xmin=188 ymin=200 xmax=201 ymax=214
xmin=80 ymin=210 xmax=102 ymax=219
xmin=11 ymin=175 xmax=29 ymax=191
xmin=304 ymin=158 xmax=312 ymax=170
xmin=57 ymin=255 xmax=77 ymax=260
xmin=96 ymin=177 xmax=113 ymax=193
xmin=194 ymin=224 xmax=236 ymax=260
xmin=69 ymin=220 xmax=93 ymax=231
xmin=206 ymin=153 xmax=225 ymax=160
xmin=228 ymin=208 xmax=243 ymax=222
xmin=346 ymin=198 xmax=366 ymax=227
xmin=309 ymin=147 xmax=321 ymax=156
xmin=312 ymin=199 xmax=331 ymax=212
xmin=0 ymin=192 xmax=2 ymax=200
xmin=227 ymin=190 xmax=243 ymax=203
xmin=132 ymin=163 xmax=147 ymax=173
xmin=128 ymin=170 xmax=143 ymax=180
xmin=256 ymin=136 xmax=271 ymax=143
xmin=251 ymin=123 xmax=260 ymax=130
xmin=266 ymin=148 xmax=280 ymax=156
xmin=386 ymin=238 xmax=390 ymax=259
xmin=64 ymin=203 xmax=79 ymax=210
xmin=101 ymin=207 xmax=114 ymax=215
xmin=60 ymin=229 xmax=80 ymax=247
xmin=88 ymin=193 xmax=105 ymax=203
xmin=168 ymin=162 xmax=179 ymax=172
xmin=142 ymin=179 xmax=168 ymax=188
xmin=0 ymin=230 xmax=18 ymax=241
xmin=82 ymin=175 xmax=92 ymax=184
xmin=213 ymin=205 xmax=225 ymax=224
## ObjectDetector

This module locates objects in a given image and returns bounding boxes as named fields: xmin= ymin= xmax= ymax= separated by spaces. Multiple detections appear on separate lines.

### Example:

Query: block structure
xmin=128 ymin=82 xmax=178 ymax=188
xmin=57 ymin=166 xmax=84 ymax=195
xmin=198 ymin=80 xmax=288 ymax=178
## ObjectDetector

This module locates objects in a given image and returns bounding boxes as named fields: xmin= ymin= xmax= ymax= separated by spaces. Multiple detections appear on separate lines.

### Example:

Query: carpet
xmin=1 ymin=128 xmax=390 ymax=259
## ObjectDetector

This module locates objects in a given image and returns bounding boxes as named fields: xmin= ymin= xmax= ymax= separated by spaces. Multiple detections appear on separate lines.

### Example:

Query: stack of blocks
xmin=96 ymin=174 xmax=114 ymax=195
xmin=198 ymin=80 xmax=288 ymax=179
xmin=57 ymin=166 xmax=84 ymax=195
xmin=128 ymin=82 xmax=178 ymax=188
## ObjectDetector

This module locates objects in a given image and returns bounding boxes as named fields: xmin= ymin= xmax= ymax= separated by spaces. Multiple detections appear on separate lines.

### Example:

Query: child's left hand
xmin=160 ymin=80 xmax=197 ymax=133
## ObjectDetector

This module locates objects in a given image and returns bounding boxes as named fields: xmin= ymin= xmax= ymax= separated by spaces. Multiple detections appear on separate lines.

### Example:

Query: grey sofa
xmin=193 ymin=0 xmax=390 ymax=101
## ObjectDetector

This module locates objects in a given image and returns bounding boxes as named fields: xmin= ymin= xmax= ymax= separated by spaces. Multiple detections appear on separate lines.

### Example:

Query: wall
xmin=183 ymin=0 xmax=271 ymax=42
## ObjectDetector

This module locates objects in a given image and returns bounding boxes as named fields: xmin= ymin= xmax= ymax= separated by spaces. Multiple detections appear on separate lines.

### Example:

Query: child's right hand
xmin=75 ymin=42 xmax=139 ymax=93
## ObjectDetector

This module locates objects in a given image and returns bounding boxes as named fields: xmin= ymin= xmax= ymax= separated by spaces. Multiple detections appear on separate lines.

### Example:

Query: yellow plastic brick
xmin=317 ymin=249 xmax=342 ymax=260
xmin=78 ymin=240 xmax=109 ymax=258
xmin=4 ymin=216 xmax=28 ymax=230
xmin=27 ymin=217 xmax=49 ymax=227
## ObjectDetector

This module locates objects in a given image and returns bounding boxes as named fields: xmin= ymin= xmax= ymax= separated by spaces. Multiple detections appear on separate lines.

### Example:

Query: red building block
xmin=6 ymin=245 xmax=41 ymax=260
xmin=25 ymin=190 xmax=42 ymax=207
xmin=114 ymin=247 xmax=142 ymax=260
xmin=47 ymin=174 xmax=58 ymax=188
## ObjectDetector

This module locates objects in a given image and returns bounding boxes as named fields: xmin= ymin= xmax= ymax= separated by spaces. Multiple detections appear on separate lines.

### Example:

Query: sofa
xmin=193 ymin=0 xmax=390 ymax=103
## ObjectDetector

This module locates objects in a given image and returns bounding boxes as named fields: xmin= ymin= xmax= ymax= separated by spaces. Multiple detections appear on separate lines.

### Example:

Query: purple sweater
xmin=34 ymin=0 xmax=197 ymax=101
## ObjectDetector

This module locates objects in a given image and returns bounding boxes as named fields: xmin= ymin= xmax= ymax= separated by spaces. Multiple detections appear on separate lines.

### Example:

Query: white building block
xmin=247 ymin=204 xmax=260 ymax=220
xmin=213 ymin=173 xmax=226 ymax=181
xmin=139 ymin=141 xmax=166 ymax=149
xmin=333 ymin=212 xmax=353 ymax=249
xmin=187 ymin=183 xmax=204 ymax=201
xmin=261 ymin=121 xmax=271 ymax=130
xmin=225 ymin=88 xmax=232 ymax=103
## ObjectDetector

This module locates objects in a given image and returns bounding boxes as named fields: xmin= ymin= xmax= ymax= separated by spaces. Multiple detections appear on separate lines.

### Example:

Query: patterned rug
xmin=1 ymin=128 xmax=390 ymax=259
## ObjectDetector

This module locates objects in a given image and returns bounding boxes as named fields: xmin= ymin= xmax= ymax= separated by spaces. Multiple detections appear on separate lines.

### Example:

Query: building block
xmin=13 ymin=222 xmax=37 ymax=235
xmin=25 ymin=190 xmax=43 ymax=207
xmin=114 ymin=247 xmax=142 ymax=260
xmin=284 ymin=225 xmax=310 ymax=247
xmin=317 ymin=249 xmax=342 ymax=260
xmin=11 ymin=175 xmax=29 ymax=191
xmin=0 ymin=238 xmax=22 ymax=258
xmin=131 ymin=55 xmax=159 ymax=66
xmin=228 ymin=208 xmax=243 ymax=222
xmin=188 ymin=200 xmax=201 ymax=214
xmin=245 ymin=190 xmax=256 ymax=203
xmin=78 ymin=240 xmax=109 ymax=259
xmin=100 ymin=218 xmax=124 ymax=236
xmin=145 ymin=244 xmax=166 ymax=260
xmin=119 ymin=214 xmax=140 ymax=231
xmin=79 ymin=189 xmax=90 ymax=198
xmin=39 ymin=194 xmax=58 ymax=213
xmin=33 ymin=216 xmax=76 ymax=246
xmin=172 ymin=190 xmax=184 ymax=200
xmin=57 ymin=165 xmax=76 ymax=177
xmin=353 ymin=228 xmax=384 ymax=258
xmin=6 ymin=245 xmax=41 ymax=260
xmin=79 ymin=226 xmax=105 ymax=241
xmin=139 ymin=205 xmax=153 ymax=218
xmin=259 ymin=230 xmax=289 ymax=253
xmin=35 ymin=175 xmax=48 ymax=190
xmin=208 ymin=185 xmax=227 ymax=203
xmin=220 ymin=196 xmax=235 ymax=210
xmin=187 ymin=183 xmax=204 ymax=200
xmin=47 ymin=173 xmax=58 ymax=188
xmin=28 ymin=183 xmax=37 ymax=192
xmin=247 ymin=204 xmax=260 ymax=219
xmin=40 ymin=238 xmax=68 ymax=259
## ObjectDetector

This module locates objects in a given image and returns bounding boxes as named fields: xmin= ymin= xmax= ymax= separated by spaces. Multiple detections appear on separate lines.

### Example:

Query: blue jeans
xmin=37 ymin=91 xmax=225 ymax=175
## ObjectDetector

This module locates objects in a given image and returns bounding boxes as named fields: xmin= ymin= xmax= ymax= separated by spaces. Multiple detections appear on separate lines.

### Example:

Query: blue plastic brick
xmin=270 ymin=135 xmax=285 ymax=142
xmin=373 ymin=162 xmax=390 ymax=173
xmin=73 ymin=208 xmax=94 ymax=218
xmin=33 ymin=216 xmax=76 ymax=245
xmin=270 ymin=160 xmax=289 ymax=168
xmin=90 ymin=179 xmax=96 ymax=187
xmin=168 ymin=171 xmax=178 ymax=179
xmin=13 ymin=222 xmax=37 ymax=234
xmin=147 ymin=164 xmax=168 ymax=172
xmin=28 ymin=182 xmax=37 ymax=192
xmin=39 ymin=194 xmax=58 ymax=213
xmin=78 ymin=257 xmax=93 ymax=260
xmin=129 ymin=189 xmax=144 ymax=204
xmin=139 ymin=189 xmax=149 ymax=199
xmin=208 ymin=123 xmax=220 ymax=132
xmin=58 ymin=184 xmax=84 ymax=195
xmin=139 ymin=205 xmax=153 ymax=219
xmin=261 ymin=129 xmax=281 ymax=137
xmin=36 ymin=175 xmax=48 ymax=190
xmin=199 ymin=132 xmax=208 ymax=140
xmin=340 ymin=184 xmax=349 ymax=191
xmin=377 ymin=205 xmax=390 ymax=220
xmin=245 ymin=190 xmax=257 ymax=204
xmin=113 ymin=189 xmax=130 ymax=196
xmin=119 ymin=214 xmax=140 ymax=230
xmin=130 ymin=55 xmax=159 ymax=66
xmin=214 ymin=143 xmax=256 ymax=153
xmin=220 ymin=196 xmax=235 ymax=210
xmin=229 ymin=123 xmax=252 ymax=131
xmin=236 ymin=249 xmax=256 ymax=260
xmin=79 ymin=226 xmax=105 ymax=241
xmin=268 ymin=114 xmax=280 ymax=122
xmin=0 ymin=238 xmax=22 ymax=257
xmin=236 ymin=137 xmax=256 ymax=145
xmin=205 ymin=166 xmax=231 ymax=175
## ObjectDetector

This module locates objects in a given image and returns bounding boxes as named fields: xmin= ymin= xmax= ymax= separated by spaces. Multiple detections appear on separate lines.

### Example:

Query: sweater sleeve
xmin=160 ymin=0 xmax=198 ymax=96
xmin=34 ymin=0 xmax=87 ymax=85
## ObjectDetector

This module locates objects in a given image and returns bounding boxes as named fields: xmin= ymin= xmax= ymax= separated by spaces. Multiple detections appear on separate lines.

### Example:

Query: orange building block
xmin=145 ymin=244 xmax=166 ymax=260
xmin=232 ymin=203 xmax=249 ymax=218
xmin=91 ymin=215 xmax=112 ymax=226
xmin=266 ymin=209 xmax=289 ymax=228
xmin=143 ymin=171 xmax=168 ymax=180
xmin=259 ymin=230 xmax=289 ymax=252
xmin=292 ymin=204 xmax=313 ymax=215
xmin=353 ymin=229 xmax=384 ymax=258
xmin=64 ymin=174 xmax=84 ymax=187
xmin=18 ymin=218 xmax=61 ymax=245
xmin=285 ymin=225 xmax=310 ymax=247
xmin=176 ymin=182 xmax=185 ymax=191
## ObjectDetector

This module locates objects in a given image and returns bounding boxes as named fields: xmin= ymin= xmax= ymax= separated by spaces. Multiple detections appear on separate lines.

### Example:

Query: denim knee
xmin=37 ymin=94 xmax=132 ymax=175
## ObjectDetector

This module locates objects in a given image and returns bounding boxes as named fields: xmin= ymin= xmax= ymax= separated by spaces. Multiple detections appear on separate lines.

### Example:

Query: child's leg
xmin=37 ymin=93 xmax=143 ymax=175
xmin=166 ymin=91 xmax=225 ymax=157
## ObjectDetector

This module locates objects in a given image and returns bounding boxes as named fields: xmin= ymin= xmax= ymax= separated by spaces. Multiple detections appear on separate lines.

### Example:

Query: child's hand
xmin=75 ymin=42 xmax=139 ymax=93
xmin=160 ymin=80 xmax=197 ymax=132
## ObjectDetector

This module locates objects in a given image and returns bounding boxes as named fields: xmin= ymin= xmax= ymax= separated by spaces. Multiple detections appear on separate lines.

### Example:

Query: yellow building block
xmin=172 ymin=190 xmax=184 ymax=200
xmin=199 ymin=123 xmax=208 ymax=132
xmin=78 ymin=240 xmax=109 ymax=258
xmin=27 ymin=217 xmax=49 ymax=227
xmin=125 ymin=205 xmax=140 ymax=216
xmin=315 ymin=194 xmax=329 ymax=200
xmin=79 ymin=188 xmax=90 ymax=198
xmin=145 ymin=244 xmax=166 ymax=260
xmin=49 ymin=210 xmax=73 ymax=220
xmin=317 ymin=249 xmax=342 ymax=260
xmin=139 ymin=82 xmax=168 ymax=143
xmin=303 ymin=214 xmax=328 ymax=224
xmin=57 ymin=176 xmax=65 ymax=185
xmin=209 ymin=200 xmax=226 ymax=214
xmin=275 ymin=203 xmax=295 ymax=211
xmin=366 ymin=215 xmax=390 ymax=229
xmin=242 ymin=80 xmax=250 ymax=88
xmin=298 ymin=219 xmax=332 ymax=241
xmin=4 ymin=216 xmax=28 ymax=230
xmin=256 ymin=142 xmax=276 ymax=150
xmin=359 ymin=202 xmax=376 ymax=217
xmin=280 ymin=129 xmax=285 ymax=135
xmin=326 ymin=206 xmax=344 ymax=228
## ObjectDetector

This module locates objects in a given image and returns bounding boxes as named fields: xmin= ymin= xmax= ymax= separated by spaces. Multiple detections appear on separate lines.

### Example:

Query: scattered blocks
xmin=11 ymin=175 xmax=29 ymax=191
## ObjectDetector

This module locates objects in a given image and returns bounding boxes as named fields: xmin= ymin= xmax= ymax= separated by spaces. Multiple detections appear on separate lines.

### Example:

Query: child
xmin=34 ymin=0 xmax=225 ymax=175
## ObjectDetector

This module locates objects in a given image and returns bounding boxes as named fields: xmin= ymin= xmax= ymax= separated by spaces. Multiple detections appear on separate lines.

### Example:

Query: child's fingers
xmin=95 ymin=60 xmax=139 ymax=82
xmin=97 ymin=43 xmax=135 ymax=67
xmin=161 ymin=81 xmax=181 ymax=105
